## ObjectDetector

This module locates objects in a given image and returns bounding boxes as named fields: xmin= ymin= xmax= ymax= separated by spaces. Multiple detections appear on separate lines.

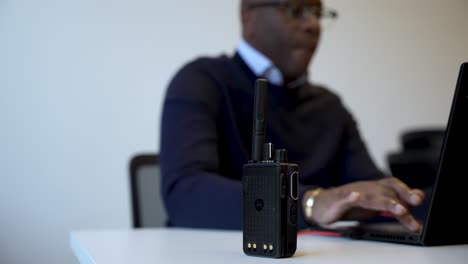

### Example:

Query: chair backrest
xmin=387 ymin=128 xmax=445 ymax=189
xmin=129 ymin=153 xmax=167 ymax=228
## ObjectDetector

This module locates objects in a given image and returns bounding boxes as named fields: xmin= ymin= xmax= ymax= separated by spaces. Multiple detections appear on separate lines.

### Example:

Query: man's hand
xmin=304 ymin=177 xmax=425 ymax=232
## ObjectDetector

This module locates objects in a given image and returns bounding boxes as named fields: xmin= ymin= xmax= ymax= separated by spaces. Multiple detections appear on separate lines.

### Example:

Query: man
xmin=160 ymin=0 xmax=425 ymax=232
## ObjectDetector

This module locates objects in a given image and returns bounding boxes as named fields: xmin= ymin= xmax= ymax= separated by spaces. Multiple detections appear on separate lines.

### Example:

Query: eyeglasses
xmin=248 ymin=1 xmax=338 ymax=22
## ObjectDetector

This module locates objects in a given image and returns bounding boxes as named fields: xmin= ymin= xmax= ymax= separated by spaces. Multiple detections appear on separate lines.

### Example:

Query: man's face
xmin=242 ymin=0 xmax=322 ymax=82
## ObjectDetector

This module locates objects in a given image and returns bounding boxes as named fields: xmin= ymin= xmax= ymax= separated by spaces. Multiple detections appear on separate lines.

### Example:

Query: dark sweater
xmin=160 ymin=53 xmax=385 ymax=230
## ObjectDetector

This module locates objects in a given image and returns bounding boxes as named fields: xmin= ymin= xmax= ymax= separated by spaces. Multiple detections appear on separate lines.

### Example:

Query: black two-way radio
xmin=242 ymin=78 xmax=298 ymax=258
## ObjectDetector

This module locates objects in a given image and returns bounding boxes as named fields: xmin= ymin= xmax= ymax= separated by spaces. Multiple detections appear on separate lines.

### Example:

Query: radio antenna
xmin=251 ymin=78 xmax=268 ymax=162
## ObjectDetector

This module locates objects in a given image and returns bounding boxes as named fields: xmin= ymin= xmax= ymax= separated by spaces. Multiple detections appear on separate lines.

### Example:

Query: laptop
xmin=310 ymin=62 xmax=468 ymax=246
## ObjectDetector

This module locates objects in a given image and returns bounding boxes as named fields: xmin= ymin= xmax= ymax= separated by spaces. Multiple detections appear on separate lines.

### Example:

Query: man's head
xmin=241 ymin=0 xmax=322 ymax=83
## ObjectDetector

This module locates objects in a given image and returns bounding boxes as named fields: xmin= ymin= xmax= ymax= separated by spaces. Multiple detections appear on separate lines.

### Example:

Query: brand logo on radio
xmin=255 ymin=199 xmax=264 ymax=211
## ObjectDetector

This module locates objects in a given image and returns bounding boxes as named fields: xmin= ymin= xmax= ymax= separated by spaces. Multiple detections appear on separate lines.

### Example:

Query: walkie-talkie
xmin=242 ymin=78 xmax=298 ymax=258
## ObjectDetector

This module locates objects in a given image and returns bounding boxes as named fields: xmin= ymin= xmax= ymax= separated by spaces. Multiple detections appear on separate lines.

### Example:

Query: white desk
xmin=70 ymin=228 xmax=468 ymax=264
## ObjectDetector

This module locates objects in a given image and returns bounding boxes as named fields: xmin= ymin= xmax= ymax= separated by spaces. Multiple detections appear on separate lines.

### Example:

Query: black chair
xmin=387 ymin=128 xmax=445 ymax=189
xmin=129 ymin=153 xmax=167 ymax=228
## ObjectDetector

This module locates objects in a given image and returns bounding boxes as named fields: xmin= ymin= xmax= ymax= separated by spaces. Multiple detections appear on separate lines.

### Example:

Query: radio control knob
xmin=276 ymin=149 xmax=288 ymax=163
xmin=263 ymin=143 xmax=274 ymax=161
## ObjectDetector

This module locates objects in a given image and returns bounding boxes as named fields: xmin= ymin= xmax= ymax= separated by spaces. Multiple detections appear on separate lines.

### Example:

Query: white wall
xmin=0 ymin=0 xmax=467 ymax=263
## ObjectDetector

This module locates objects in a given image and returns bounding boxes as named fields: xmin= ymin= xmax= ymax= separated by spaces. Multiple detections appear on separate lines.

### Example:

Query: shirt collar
xmin=237 ymin=39 xmax=284 ymax=86
xmin=236 ymin=39 xmax=309 ymax=88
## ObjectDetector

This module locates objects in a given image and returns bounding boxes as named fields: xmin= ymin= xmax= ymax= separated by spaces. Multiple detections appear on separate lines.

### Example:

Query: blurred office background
xmin=1 ymin=0 xmax=467 ymax=263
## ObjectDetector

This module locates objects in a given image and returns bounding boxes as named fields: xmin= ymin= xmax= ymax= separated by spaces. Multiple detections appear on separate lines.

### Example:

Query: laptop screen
xmin=422 ymin=62 xmax=468 ymax=245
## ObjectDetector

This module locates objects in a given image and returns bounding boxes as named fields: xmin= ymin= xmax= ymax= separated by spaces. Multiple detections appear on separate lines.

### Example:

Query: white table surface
xmin=70 ymin=227 xmax=468 ymax=264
